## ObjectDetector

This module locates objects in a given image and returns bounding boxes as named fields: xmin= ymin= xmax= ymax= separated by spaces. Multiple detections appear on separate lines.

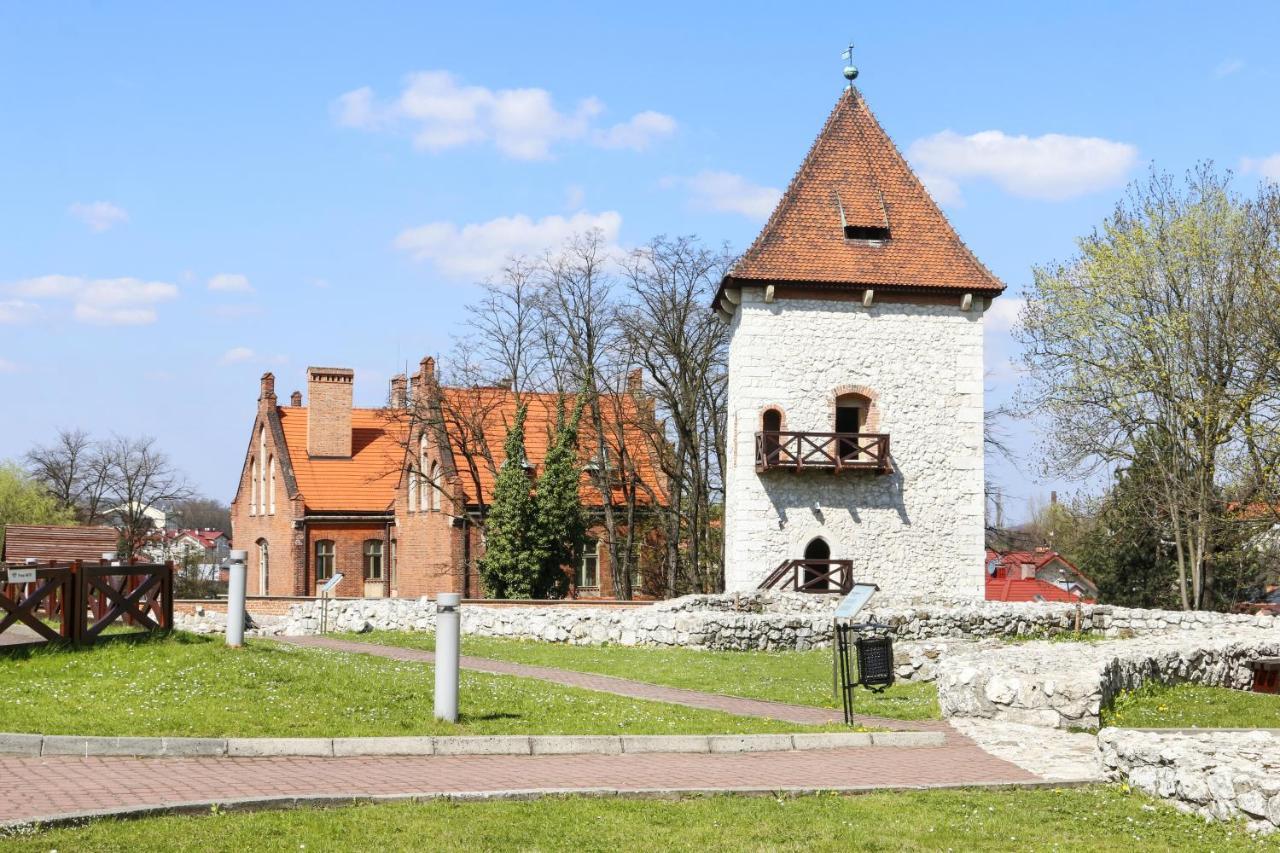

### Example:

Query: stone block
xmin=530 ymin=736 xmax=623 ymax=755
xmin=432 ymin=736 xmax=531 ymax=756
xmin=869 ymin=731 xmax=945 ymax=747
xmin=161 ymin=737 xmax=227 ymax=757
xmin=790 ymin=732 xmax=873 ymax=750
xmin=620 ymin=735 xmax=711 ymax=754
xmin=0 ymin=733 xmax=42 ymax=756
xmin=332 ymin=737 xmax=435 ymax=756
xmin=708 ymin=734 xmax=794 ymax=754
xmin=227 ymin=738 xmax=334 ymax=757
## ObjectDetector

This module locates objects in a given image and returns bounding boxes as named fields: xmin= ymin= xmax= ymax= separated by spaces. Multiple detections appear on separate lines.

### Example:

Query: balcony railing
xmin=758 ymin=559 xmax=854 ymax=594
xmin=755 ymin=431 xmax=890 ymax=474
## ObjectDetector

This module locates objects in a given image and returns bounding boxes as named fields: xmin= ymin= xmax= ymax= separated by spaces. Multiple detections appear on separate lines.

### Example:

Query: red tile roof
xmin=985 ymin=575 xmax=1087 ymax=604
xmin=276 ymin=389 xmax=666 ymax=513
xmin=717 ymin=89 xmax=1003 ymax=306
xmin=2 ymin=525 xmax=119 ymax=564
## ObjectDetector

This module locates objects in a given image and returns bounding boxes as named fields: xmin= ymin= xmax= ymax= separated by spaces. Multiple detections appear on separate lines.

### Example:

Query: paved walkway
xmin=0 ymin=746 xmax=1040 ymax=825
xmin=283 ymin=635 xmax=945 ymax=735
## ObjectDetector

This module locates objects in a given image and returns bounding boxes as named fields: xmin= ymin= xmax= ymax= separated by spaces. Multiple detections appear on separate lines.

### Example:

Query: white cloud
xmin=666 ymin=171 xmax=781 ymax=218
xmin=1214 ymin=58 xmax=1245 ymax=78
xmin=593 ymin=111 xmax=677 ymax=151
xmin=69 ymin=201 xmax=129 ymax=232
xmin=1241 ymin=154 xmax=1280 ymax=181
xmin=5 ymin=275 xmax=178 ymax=326
xmin=984 ymin=296 xmax=1025 ymax=332
xmin=0 ymin=358 xmax=18 ymax=373
xmin=394 ymin=210 xmax=623 ymax=279
xmin=917 ymin=173 xmax=964 ymax=207
xmin=907 ymin=130 xmax=1138 ymax=202
xmin=208 ymin=273 xmax=253 ymax=293
xmin=333 ymin=71 xmax=674 ymax=160
xmin=220 ymin=346 xmax=256 ymax=365
xmin=0 ymin=299 xmax=40 ymax=324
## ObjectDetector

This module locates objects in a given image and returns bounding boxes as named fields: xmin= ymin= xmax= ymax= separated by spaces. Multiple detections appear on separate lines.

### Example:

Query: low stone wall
xmin=937 ymin=631 xmax=1280 ymax=729
xmin=175 ymin=591 xmax=1278 ymax=657
xmin=1099 ymin=728 xmax=1280 ymax=833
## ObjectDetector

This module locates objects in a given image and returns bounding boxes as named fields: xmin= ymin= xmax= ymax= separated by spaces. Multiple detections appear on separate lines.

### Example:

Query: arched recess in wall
xmin=256 ymin=538 xmax=269 ymax=595
xmin=802 ymin=536 xmax=831 ymax=591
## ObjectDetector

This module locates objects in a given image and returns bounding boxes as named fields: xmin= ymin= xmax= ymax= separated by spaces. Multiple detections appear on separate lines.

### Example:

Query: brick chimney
xmin=413 ymin=356 xmax=436 ymax=398
xmin=290 ymin=390 xmax=302 ymax=407
xmin=259 ymin=372 xmax=277 ymax=409
xmin=626 ymin=368 xmax=643 ymax=395
xmin=306 ymin=367 xmax=353 ymax=458
xmin=389 ymin=374 xmax=408 ymax=408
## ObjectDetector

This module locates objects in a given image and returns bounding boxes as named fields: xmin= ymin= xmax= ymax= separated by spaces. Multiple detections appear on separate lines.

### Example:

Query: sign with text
xmin=834 ymin=583 xmax=880 ymax=621
xmin=6 ymin=568 xmax=37 ymax=584
xmin=319 ymin=572 xmax=344 ymax=595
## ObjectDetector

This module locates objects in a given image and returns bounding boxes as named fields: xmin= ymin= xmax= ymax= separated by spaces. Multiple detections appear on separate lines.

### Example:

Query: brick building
xmin=230 ymin=360 xmax=665 ymax=599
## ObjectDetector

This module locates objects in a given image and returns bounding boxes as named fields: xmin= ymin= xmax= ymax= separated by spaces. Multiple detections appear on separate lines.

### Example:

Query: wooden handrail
xmin=756 ymin=431 xmax=890 ymax=474
xmin=757 ymin=559 xmax=854 ymax=594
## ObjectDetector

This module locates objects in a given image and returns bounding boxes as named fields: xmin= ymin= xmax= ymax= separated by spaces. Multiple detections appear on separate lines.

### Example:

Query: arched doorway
xmin=761 ymin=408 xmax=783 ymax=466
xmin=803 ymin=537 xmax=830 ymax=589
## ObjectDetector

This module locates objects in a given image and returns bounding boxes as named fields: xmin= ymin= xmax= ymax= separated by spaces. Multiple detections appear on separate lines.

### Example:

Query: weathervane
xmin=842 ymin=42 xmax=859 ymax=90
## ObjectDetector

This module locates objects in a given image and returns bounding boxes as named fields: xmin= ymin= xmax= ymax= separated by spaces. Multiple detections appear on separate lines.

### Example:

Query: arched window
xmin=407 ymin=460 xmax=418 ymax=511
xmin=761 ymin=408 xmax=784 ymax=464
xmin=257 ymin=426 xmax=267 ymax=514
xmin=418 ymin=434 xmax=429 ymax=512
xmin=389 ymin=540 xmax=398 ymax=588
xmin=429 ymin=462 xmax=441 ymax=511
xmin=314 ymin=539 xmax=334 ymax=582
xmin=268 ymin=455 xmax=276 ymax=515
xmin=363 ymin=539 xmax=384 ymax=580
xmin=761 ymin=408 xmax=783 ymax=433
xmin=249 ymin=458 xmax=258 ymax=516
xmin=577 ymin=538 xmax=601 ymax=589
xmin=257 ymin=538 xmax=269 ymax=594
xmin=834 ymin=392 xmax=872 ymax=462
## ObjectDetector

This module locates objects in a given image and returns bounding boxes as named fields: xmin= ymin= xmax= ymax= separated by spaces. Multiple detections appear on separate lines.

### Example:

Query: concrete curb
xmin=0 ymin=730 xmax=943 ymax=759
xmin=0 ymin=780 xmax=1092 ymax=833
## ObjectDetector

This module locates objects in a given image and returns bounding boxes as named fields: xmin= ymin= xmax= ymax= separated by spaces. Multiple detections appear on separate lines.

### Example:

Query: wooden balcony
xmin=758 ymin=559 xmax=854 ymax=594
xmin=755 ymin=431 xmax=890 ymax=474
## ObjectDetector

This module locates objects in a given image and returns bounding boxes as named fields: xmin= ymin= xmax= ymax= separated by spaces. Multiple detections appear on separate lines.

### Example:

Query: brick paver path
xmin=283 ymin=635 xmax=947 ymax=735
xmin=0 ymin=746 xmax=1038 ymax=825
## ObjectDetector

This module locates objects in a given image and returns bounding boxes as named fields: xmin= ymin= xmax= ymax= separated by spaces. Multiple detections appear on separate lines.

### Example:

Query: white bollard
xmin=434 ymin=592 xmax=461 ymax=722
xmin=226 ymin=550 xmax=248 ymax=648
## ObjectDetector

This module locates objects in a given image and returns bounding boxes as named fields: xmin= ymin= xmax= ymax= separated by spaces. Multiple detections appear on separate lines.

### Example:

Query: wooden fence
xmin=0 ymin=560 xmax=174 ymax=649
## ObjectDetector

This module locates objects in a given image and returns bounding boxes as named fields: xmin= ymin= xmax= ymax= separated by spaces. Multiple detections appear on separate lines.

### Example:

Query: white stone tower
xmin=716 ymin=85 xmax=1004 ymax=601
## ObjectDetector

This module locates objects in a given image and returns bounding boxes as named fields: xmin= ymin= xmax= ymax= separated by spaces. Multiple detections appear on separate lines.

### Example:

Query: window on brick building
xmin=418 ymin=434 xmax=429 ymax=512
xmin=268 ymin=455 xmax=276 ymax=515
xmin=258 ymin=426 xmax=267 ymax=510
xmin=315 ymin=539 xmax=334 ymax=582
xmin=390 ymin=540 xmax=398 ymax=587
xmin=250 ymin=458 xmax=258 ymax=516
xmin=429 ymin=462 xmax=441 ymax=511
xmin=257 ymin=538 xmax=269 ymax=594
xmin=363 ymin=539 xmax=384 ymax=580
xmin=577 ymin=539 xmax=600 ymax=589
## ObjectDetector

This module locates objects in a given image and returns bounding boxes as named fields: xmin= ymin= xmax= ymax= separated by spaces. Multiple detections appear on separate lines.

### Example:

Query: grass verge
xmin=0 ymin=632 xmax=841 ymax=737
xmin=1104 ymin=682 xmax=1280 ymax=729
xmin=346 ymin=630 xmax=940 ymax=721
xmin=3 ymin=787 xmax=1275 ymax=852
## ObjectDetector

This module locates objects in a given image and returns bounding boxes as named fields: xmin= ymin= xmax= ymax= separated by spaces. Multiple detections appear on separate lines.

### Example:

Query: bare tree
xmin=24 ymin=428 xmax=112 ymax=523
xmin=619 ymin=235 xmax=732 ymax=595
xmin=100 ymin=435 xmax=192 ymax=560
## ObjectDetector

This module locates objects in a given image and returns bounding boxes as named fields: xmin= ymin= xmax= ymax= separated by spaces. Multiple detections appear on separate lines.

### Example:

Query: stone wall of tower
xmin=722 ymin=288 xmax=987 ymax=600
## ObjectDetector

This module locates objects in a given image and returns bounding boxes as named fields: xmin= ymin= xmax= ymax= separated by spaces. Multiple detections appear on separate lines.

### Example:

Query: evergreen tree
xmin=533 ymin=395 xmax=586 ymax=598
xmin=476 ymin=404 xmax=541 ymax=598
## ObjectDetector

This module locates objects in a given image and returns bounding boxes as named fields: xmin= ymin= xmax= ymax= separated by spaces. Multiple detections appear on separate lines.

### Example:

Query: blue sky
xmin=2 ymin=2 xmax=1278 ymax=520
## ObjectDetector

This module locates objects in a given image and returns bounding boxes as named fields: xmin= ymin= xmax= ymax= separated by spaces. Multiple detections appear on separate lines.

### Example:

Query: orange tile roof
xmin=277 ymin=389 xmax=666 ymax=513
xmin=278 ymin=407 xmax=402 ymax=512
xmin=719 ymin=89 xmax=1004 ymax=303
xmin=439 ymin=388 xmax=665 ymax=508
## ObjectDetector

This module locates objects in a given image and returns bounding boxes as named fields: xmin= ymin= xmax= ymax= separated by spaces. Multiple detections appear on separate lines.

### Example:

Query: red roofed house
xmin=230 ymin=361 xmax=665 ymax=599
xmin=719 ymin=68 xmax=1002 ymax=598
xmin=985 ymin=548 xmax=1098 ymax=603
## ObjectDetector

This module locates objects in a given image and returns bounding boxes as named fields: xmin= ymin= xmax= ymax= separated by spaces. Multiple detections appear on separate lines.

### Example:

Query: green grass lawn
xmin=0 ymin=632 xmax=841 ymax=737
xmin=1104 ymin=682 xmax=1280 ymax=729
xmin=346 ymin=630 xmax=940 ymax=721
xmin=4 ymin=787 xmax=1274 ymax=852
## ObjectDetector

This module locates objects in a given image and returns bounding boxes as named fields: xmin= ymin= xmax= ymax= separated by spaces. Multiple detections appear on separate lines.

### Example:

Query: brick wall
xmin=230 ymin=406 xmax=307 ymax=597
xmin=305 ymin=521 xmax=390 ymax=598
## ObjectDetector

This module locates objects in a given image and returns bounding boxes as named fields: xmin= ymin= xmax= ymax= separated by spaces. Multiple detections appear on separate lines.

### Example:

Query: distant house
xmin=103 ymin=503 xmax=168 ymax=531
xmin=985 ymin=548 xmax=1097 ymax=604
xmin=1 ymin=525 xmax=119 ymax=565
xmin=145 ymin=528 xmax=230 ymax=567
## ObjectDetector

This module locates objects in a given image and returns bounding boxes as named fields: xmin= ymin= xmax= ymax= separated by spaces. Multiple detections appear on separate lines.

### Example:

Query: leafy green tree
xmin=533 ymin=395 xmax=586 ymax=598
xmin=476 ymin=404 xmax=541 ymax=598
xmin=0 ymin=461 xmax=76 ymax=553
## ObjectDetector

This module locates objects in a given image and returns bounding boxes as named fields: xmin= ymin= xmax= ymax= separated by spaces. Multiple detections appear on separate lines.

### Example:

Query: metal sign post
xmin=318 ymin=573 xmax=344 ymax=634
